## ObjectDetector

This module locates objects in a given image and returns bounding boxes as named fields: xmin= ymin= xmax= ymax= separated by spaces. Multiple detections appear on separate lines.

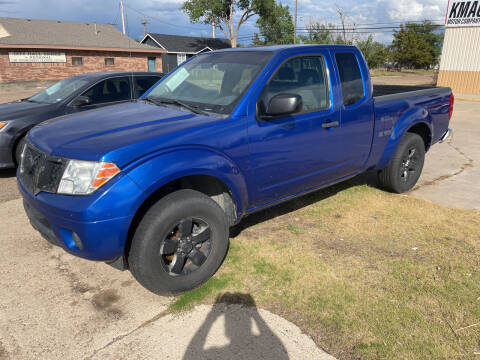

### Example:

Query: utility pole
xmin=212 ymin=23 xmax=216 ymax=38
xmin=120 ymin=0 xmax=126 ymax=35
xmin=293 ymin=0 xmax=297 ymax=44
xmin=141 ymin=17 xmax=149 ymax=36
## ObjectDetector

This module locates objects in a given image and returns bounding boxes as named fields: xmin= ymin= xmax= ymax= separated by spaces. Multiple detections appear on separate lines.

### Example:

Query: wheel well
xmin=407 ymin=123 xmax=431 ymax=151
xmin=124 ymin=175 xmax=237 ymax=263
xmin=12 ymin=132 xmax=27 ymax=165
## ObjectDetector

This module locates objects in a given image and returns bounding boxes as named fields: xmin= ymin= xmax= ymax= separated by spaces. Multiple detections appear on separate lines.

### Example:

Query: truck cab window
xmin=334 ymin=52 xmax=365 ymax=106
xmin=259 ymin=55 xmax=329 ymax=115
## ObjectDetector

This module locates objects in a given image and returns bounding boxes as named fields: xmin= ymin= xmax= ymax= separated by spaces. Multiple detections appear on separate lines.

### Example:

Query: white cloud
xmin=0 ymin=0 xmax=449 ymax=43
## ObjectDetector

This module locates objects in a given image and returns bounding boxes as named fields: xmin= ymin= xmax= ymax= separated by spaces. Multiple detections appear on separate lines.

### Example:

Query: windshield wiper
xmin=144 ymin=97 xmax=210 ymax=116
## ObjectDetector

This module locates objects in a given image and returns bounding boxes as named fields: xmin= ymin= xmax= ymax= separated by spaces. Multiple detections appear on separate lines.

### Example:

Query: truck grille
xmin=19 ymin=142 xmax=67 ymax=195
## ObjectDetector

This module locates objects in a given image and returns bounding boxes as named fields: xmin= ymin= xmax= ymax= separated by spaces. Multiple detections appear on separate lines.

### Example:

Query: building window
xmin=105 ymin=57 xmax=115 ymax=66
xmin=72 ymin=57 xmax=83 ymax=66
xmin=177 ymin=53 xmax=187 ymax=65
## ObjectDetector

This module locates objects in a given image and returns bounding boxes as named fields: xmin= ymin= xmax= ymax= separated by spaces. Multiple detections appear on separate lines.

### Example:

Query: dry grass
xmin=370 ymin=68 xmax=436 ymax=77
xmin=171 ymin=181 xmax=480 ymax=359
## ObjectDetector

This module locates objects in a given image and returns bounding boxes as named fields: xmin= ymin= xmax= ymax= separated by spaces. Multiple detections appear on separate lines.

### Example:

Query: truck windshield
xmin=28 ymin=77 xmax=89 ymax=104
xmin=146 ymin=51 xmax=274 ymax=114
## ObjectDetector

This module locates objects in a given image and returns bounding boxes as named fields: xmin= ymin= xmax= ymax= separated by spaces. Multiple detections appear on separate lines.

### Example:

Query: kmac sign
xmin=446 ymin=1 xmax=480 ymax=27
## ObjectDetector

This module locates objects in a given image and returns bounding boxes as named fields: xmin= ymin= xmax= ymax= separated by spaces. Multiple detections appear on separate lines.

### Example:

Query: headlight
xmin=0 ymin=122 xmax=7 ymax=130
xmin=58 ymin=160 xmax=120 ymax=195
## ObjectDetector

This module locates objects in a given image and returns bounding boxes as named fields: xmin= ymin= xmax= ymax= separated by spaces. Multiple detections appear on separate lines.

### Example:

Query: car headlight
xmin=57 ymin=160 xmax=121 ymax=195
xmin=0 ymin=122 xmax=7 ymax=130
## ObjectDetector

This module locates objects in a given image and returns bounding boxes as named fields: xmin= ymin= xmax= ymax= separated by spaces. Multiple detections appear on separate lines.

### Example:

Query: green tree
xmin=256 ymin=2 xmax=294 ymax=45
xmin=181 ymin=0 xmax=274 ymax=47
xmin=405 ymin=21 xmax=444 ymax=65
xmin=251 ymin=32 xmax=265 ymax=46
xmin=356 ymin=35 xmax=387 ymax=69
xmin=390 ymin=21 xmax=442 ymax=69
xmin=297 ymin=22 xmax=335 ymax=44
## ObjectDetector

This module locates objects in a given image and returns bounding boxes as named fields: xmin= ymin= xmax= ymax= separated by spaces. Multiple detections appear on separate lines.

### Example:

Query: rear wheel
xmin=378 ymin=133 xmax=425 ymax=193
xmin=129 ymin=189 xmax=229 ymax=295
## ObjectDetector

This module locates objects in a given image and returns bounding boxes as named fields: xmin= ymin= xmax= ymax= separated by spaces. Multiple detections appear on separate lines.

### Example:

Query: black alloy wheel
xmin=129 ymin=189 xmax=229 ymax=295
xmin=160 ymin=217 xmax=212 ymax=276
xmin=377 ymin=132 xmax=425 ymax=193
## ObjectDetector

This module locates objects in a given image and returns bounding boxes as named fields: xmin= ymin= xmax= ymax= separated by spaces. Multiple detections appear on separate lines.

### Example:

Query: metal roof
xmin=0 ymin=17 xmax=162 ymax=52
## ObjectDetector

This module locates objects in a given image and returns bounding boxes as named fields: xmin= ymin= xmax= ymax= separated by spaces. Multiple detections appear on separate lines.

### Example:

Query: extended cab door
xmin=332 ymin=51 xmax=374 ymax=174
xmin=247 ymin=52 xmax=344 ymax=208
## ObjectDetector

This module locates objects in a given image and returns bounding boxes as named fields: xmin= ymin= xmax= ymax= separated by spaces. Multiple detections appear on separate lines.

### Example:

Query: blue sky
xmin=0 ymin=0 xmax=448 ymax=44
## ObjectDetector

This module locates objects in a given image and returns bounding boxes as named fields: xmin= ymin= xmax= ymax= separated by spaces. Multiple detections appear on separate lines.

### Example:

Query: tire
xmin=129 ymin=189 xmax=229 ymax=296
xmin=14 ymin=136 xmax=27 ymax=167
xmin=377 ymin=133 xmax=425 ymax=193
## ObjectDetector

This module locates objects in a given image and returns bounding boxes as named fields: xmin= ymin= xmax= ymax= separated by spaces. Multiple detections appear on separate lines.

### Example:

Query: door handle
xmin=322 ymin=121 xmax=339 ymax=129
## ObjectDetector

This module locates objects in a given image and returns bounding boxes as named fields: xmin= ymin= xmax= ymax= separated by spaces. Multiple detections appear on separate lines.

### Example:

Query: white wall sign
xmin=8 ymin=52 xmax=66 ymax=63
xmin=446 ymin=1 xmax=480 ymax=27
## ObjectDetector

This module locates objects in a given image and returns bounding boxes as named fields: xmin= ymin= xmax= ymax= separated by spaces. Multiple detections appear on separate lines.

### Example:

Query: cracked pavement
xmin=0 ymin=188 xmax=332 ymax=360
xmin=410 ymin=100 xmax=480 ymax=211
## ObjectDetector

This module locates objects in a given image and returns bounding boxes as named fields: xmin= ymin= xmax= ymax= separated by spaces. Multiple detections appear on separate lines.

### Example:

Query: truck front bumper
xmin=18 ymin=172 xmax=143 ymax=262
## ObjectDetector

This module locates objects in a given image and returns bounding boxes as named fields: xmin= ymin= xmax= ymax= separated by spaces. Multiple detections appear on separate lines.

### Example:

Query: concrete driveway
xmin=0 ymin=198 xmax=333 ymax=360
xmin=410 ymin=100 xmax=480 ymax=210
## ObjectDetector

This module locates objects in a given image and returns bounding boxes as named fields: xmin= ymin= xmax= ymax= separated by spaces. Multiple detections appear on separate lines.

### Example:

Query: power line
xmin=295 ymin=24 xmax=444 ymax=31
xmin=124 ymin=4 xmax=213 ymax=32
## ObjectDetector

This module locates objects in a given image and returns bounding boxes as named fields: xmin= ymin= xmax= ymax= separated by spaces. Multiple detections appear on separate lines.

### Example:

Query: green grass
xmin=169 ymin=181 xmax=480 ymax=359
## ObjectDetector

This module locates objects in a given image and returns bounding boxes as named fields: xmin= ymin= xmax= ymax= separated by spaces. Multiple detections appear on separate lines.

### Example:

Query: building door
xmin=148 ymin=57 xmax=156 ymax=72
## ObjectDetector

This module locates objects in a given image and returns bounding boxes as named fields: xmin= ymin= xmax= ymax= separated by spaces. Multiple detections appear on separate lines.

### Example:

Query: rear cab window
xmin=334 ymin=52 xmax=365 ymax=106
xmin=133 ymin=75 xmax=161 ymax=98
xmin=258 ymin=55 xmax=329 ymax=116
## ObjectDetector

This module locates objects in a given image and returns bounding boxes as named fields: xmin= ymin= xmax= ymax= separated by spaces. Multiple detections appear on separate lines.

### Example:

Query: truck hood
xmin=28 ymin=101 xmax=223 ymax=167
xmin=0 ymin=101 xmax=52 ymax=121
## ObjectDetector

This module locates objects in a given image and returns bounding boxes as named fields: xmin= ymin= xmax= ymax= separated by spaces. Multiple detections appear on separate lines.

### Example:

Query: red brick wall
xmin=0 ymin=49 xmax=163 ymax=82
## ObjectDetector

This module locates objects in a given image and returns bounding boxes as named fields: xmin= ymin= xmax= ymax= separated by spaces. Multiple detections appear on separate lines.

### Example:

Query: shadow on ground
xmin=230 ymin=172 xmax=378 ymax=238
xmin=0 ymin=169 xmax=16 ymax=178
xmin=183 ymin=292 xmax=289 ymax=360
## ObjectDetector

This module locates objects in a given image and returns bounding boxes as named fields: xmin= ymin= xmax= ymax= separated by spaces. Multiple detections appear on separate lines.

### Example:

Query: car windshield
xmin=28 ymin=77 xmax=90 ymax=104
xmin=146 ymin=51 xmax=274 ymax=114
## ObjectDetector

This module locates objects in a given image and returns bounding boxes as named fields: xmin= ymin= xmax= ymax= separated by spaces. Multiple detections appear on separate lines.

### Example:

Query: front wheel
xmin=378 ymin=133 xmax=425 ymax=193
xmin=14 ymin=136 xmax=27 ymax=166
xmin=129 ymin=189 xmax=229 ymax=295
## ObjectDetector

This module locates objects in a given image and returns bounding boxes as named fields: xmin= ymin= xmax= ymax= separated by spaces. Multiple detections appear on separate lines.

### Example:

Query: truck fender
xmin=375 ymin=107 xmax=432 ymax=170
xmin=125 ymin=148 xmax=249 ymax=218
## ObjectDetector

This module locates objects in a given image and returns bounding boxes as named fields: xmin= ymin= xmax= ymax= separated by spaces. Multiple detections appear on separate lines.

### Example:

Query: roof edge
xmin=140 ymin=34 xmax=166 ymax=50
xmin=0 ymin=44 xmax=166 ymax=53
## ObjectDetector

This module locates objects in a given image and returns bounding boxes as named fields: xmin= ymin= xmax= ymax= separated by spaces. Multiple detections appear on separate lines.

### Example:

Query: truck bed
xmin=373 ymin=85 xmax=450 ymax=103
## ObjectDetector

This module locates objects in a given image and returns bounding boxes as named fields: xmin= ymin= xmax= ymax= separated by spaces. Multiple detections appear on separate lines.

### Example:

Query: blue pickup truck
xmin=18 ymin=45 xmax=453 ymax=295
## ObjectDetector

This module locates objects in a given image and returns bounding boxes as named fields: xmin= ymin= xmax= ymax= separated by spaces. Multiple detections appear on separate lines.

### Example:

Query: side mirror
xmin=264 ymin=94 xmax=302 ymax=118
xmin=71 ymin=96 xmax=92 ymax=107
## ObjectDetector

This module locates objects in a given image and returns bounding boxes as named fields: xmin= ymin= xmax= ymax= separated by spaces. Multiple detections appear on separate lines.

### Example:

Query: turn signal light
xmin=92 ymin=162 xmax=120 ymax=188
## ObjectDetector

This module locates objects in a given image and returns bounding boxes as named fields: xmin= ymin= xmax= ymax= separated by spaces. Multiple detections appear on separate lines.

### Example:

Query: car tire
xmin=129 ymin=189 xmax=229 ymax=296
xmin=14 ymin=136 xmax=27 ymax=166
xmin=377 ymin=133 xmax=425 ymax=193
